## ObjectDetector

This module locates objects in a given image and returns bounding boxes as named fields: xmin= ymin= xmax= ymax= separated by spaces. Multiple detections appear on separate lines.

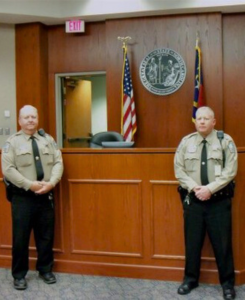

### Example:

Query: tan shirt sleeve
xmin=174 ymin=135 xmax=199 ymax=192
xmin=44 ymin=134 xmax=64 ymax=187
xmin=207 ymin=134 xmax=237 ymax=194
xmin=1 ymin=137 xmax=33 ymax=190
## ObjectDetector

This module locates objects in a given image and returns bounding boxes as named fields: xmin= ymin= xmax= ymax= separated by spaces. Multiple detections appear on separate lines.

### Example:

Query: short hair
xmin=196 ymin=106 xmax=215 ymax=118
xmin=19 ymin=105 xmax=38 ymax=118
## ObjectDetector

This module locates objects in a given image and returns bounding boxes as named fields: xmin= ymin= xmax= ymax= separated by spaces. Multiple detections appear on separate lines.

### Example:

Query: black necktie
xmin=201 ymin=139 xmax=209 ymax=185
xmin=30 ymin=136 xmax=44 ymax=181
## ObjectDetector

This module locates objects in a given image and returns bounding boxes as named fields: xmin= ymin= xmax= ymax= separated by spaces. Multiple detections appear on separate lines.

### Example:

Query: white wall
xmin=0 ymin=24 xmax=16 ymax=148
xmin=91 ymin=76 xmax=107 ymax=134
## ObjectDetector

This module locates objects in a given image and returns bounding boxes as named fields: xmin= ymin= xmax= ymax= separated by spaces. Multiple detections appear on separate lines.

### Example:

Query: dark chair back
xmin=90 ymin=131 xmax=124 ymax=148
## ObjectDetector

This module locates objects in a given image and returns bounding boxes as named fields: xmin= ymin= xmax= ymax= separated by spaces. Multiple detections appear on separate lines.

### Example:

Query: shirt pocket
xmin=41 ymin=146 xmax=54 ymax=165
xmin=209 ymin=148 xmax=223 ymax=163
xmin=184 ymin=152 xmax=199 ymax=172
xmin=15 ymin=147 xmax=32 ymax=167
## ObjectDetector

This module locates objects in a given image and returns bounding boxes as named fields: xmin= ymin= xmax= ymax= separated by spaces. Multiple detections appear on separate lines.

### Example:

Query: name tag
xmin=215 ymin=165 xmax=222 ymax=176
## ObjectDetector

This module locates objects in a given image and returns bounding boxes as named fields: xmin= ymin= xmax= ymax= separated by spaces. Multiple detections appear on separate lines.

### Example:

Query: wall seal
xmin=139 ymin=48 xmax=187 ymax=95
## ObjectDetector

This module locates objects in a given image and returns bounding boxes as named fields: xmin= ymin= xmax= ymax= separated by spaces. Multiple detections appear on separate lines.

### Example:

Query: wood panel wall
xmin=1 ymin=149 xmax=245 ymax=284
xmin=223 ymin=14 xmax=245 ymax=145
xmin=6 ymin=12 xmax=245 ymax=284
xmin=15 ymin=13 xmax=245 ymax=148
xmin=15 ymin=23 xmax=48 ymax=129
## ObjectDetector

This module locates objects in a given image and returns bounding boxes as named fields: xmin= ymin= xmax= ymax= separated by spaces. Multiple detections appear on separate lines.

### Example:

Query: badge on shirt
xmin=188 ymin=145 xmax=197 ymax=153
xmin=228 ymin=142 xmax=235 ymax=153
xmin=2 ymin=143 xmax=10 ymax=153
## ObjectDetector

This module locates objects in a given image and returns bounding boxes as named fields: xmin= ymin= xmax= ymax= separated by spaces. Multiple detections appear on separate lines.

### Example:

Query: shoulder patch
xmin=46 ymin=134 xmax=59 ymax=149
xmin=53 ymin=140 xmax=58 ymax=149
xmin=228 ymin=141 xmax=236 ymax=153
xmin=2 ymin=143 xmax=10 ymax=153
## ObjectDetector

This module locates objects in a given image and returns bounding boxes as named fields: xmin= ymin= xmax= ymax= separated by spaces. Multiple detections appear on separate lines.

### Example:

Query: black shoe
xmin=177 ymin=282 xmax=198 ymax=295
xmin=223 ymin=287 xmax=236 ymax=300
xmin=39 ymin=272 xmax=56 ymax=284
xmin=13 ymin=278 xmax=27 ymax=290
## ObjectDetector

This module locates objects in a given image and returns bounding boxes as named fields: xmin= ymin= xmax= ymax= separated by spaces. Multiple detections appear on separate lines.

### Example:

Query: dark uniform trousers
xmin=11 ymin=192 xmax=55 ymax=279
xmin=183 ymin=196 xmax=235 ymax=288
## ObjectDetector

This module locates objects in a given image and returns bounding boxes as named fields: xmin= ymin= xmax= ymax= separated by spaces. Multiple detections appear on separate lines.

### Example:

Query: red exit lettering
xmin=69 ymin=20 xmax=81 ymax=31
xmin=66 ymin=20 xmax=85 ymax=33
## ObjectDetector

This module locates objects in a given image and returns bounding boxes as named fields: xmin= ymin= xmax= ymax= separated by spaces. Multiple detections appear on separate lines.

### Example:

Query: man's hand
xmin=194 ymin=186 xmax=211 ymax=201
xmin=30 ymin=181 xmax=54 ymax=194
xmin=35 ymin=181 xmax=54 ymax=194
xmin=30 ymin=181 xmax=43 ymax=192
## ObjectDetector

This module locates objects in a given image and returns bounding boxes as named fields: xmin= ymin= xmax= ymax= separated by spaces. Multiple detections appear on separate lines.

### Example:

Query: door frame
xmin=55 ymin=71 xmax=106 ymax=148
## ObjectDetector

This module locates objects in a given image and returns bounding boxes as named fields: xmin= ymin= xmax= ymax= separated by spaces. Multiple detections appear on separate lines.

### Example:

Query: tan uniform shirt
xmin=174 ymin=129 xmax=237 ymax=194
xmin=1 ymin=130 xmax=63 ymax=191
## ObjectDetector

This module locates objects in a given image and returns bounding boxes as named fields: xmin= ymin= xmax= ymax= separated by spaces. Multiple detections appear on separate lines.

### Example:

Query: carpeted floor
xmin=0 ymin=268 xmax=245 ymax=300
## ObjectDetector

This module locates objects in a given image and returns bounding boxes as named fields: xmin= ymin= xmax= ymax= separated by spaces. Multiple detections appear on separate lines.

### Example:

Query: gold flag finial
xmin=118 ymin=36 xmax=131 ymax=49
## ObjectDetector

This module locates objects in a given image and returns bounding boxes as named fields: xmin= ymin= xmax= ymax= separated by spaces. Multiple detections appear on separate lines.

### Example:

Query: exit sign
xmin=66 ymin=20 xmax=85 ymax=33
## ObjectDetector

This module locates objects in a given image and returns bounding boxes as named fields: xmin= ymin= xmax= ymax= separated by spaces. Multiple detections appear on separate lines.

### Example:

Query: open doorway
xmin=55 ymin=72 xmax=107 ymax=148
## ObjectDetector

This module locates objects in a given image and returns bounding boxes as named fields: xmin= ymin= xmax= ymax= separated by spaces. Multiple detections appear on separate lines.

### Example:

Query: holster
xmin=3 ymin=177 xmax=13 ymax=202
xmin=177 ymin=186 xmax=188 ymax=202
xmin=226 ymin=180 xmax=235 ymax=198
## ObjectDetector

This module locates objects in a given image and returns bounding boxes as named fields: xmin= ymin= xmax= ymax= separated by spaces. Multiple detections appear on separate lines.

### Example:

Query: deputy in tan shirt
xmin=1 ymin=105 xmax=63 ymax=290
xmin=175 ymin=129 xmax=237 ymax=195
xmin=174 ymin=106 xmax=237 ymax=300
xmin=2 ymin=128 xmax=63 ymax=191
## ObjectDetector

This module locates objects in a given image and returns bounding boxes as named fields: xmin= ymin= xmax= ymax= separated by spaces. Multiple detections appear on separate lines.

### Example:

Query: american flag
xmin=121 ymin=46 xmax=137 ymax=141
xmin=192 ymin=38 xmax=204 ymax=122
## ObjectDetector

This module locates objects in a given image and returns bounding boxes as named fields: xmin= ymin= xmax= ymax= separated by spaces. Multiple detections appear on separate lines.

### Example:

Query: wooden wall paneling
xmin=12 ymin=11 xmax=245 ymax=284
xmin=106 ymin=13 xmax=223 ymax=148
xmin=223 ymin=14 xmax=245 ymax=147
xmin=68 ymin=179 xmax=143 ymax=257
xmin=55 ymin=151 xmax=204 ymax=281
xmin=0 ymin=149 xmax=245 ymax=283
xmin=0 ymin=181 xmax=12 ymax=255
xmin=15 ymin=23 xmax=49 ymax=130
xmin=15 ymin=14 xmax=239 ymax=148
xmin=47 ymin=22 xmax=106 ymax=139
xmin=57 ymin=150 xmax=245 ymax=283
xmin=0 ymin=156 xmax=13 ymax=267
xmin=231 ymin=150 xmax=245 ymax=283
xmin=150 ymin=180 xmax=184 ymax=260
xmin=48 ymin=23 xmax=106 ymax=74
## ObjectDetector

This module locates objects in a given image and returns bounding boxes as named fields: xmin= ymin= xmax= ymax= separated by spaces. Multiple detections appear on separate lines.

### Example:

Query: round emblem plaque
xmin=139 ymin=48 xmax=187 ymax=95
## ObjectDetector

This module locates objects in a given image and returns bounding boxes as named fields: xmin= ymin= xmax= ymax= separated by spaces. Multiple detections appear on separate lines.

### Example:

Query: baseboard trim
xmin=0 ymin=256 xmax=244 ymax=285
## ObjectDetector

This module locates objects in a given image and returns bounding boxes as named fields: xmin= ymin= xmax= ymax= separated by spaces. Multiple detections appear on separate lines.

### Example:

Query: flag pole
xmin=192 ymin=32 xmax=204 ymax=123
xmin=117 ymin=36 xmax=137 ymax=142
xmin=196 ymin=31 xmax=199 ymax=48
xmin=118 ymin=36 xmax=132 ymax=137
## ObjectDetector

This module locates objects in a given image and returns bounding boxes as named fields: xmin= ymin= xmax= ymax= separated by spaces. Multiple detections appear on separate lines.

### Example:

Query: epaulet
xmin=181 ymin=132 xmax=197 ymax=143
xmin=176 ymin=132 xmax=197 ymax=152
xmin=2 ymin=132 xmax=20 ymax=153
xmin=44 ymin=133 xmax=53 ymax=141
xmin=45 ymin=133 xmax=59 ymax=149
xmin=223 ymin=133 xmax=233 ymax=141
xmin=5 ymin=131 xmax=21 ymax=142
